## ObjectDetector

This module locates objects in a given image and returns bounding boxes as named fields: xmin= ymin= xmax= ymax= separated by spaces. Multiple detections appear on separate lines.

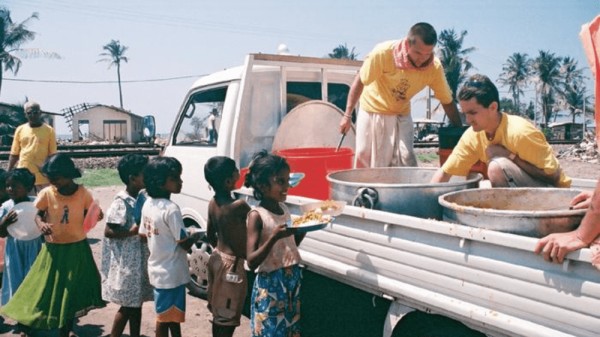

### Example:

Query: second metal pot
xmin=327 ymin=167 xmax=482 ymax=220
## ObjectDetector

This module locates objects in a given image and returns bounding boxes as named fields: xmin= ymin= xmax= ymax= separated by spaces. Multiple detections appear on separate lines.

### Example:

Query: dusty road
xmin=0 ymin=185 xmax=251 ymax=337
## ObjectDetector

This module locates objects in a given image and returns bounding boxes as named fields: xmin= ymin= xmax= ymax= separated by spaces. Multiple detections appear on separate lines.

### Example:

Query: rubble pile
xmin=556 ymin=136 xmax=599 ymax=163
xmin=74 ymin=157 xmax=120 ymax=170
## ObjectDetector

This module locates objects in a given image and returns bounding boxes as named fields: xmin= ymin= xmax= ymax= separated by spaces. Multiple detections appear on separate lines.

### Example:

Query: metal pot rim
xmin=326 ymin=167 xmax=482 ymax=188
xmin=439 ymin=187 xmax=587 ymax=217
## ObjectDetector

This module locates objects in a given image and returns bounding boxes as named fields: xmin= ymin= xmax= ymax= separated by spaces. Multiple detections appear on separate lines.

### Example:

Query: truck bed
xmin=238 ymin=188 xmax=600 ymax=337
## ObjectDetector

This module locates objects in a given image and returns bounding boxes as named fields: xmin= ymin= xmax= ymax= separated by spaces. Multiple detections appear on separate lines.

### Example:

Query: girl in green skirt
xmin=1 ymin=154 xmax=106 ymax=337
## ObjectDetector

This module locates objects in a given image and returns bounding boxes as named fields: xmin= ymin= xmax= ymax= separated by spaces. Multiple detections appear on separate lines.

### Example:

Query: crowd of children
xmin=0 ymin=149 xmax=305 ymax=337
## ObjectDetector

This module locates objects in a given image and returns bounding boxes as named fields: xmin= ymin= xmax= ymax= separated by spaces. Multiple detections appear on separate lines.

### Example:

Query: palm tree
xmin=0 ymin=101 xmax=26 ymax=144
xmin=436 ymin=29 xmax=475 ymax=103
xmin=558 ymin=57 xmax=588 ymax=123
xmin=532 ymin=50 xmax=562 ymax=126
xmin=0 ymin=8 xmax=59 ymax=97
xmin=498 ymin=53 xmax=532 ymax=114
xmin=328 ymin=43 xmax=358 ymax=60
xmin=98 ymin=39 xmax=129 ymax=108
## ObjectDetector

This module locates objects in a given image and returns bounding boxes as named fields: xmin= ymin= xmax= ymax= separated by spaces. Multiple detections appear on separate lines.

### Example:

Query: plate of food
xmin=287 ymin=210 xmax=334 ymax=233
xmin=300 ymin=200 xmax=346 ymax=216
xmin=7 ymin=201 xmax=42 ymax=241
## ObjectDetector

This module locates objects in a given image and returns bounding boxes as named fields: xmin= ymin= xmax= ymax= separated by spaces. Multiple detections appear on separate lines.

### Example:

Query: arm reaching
xmin=441 ymin=102 xmax=462 ymax=127
xmin=339 ymin=74 xmax=363 ymax=135
xmin=535 ymin=180 xmax=600 ymax=263
xmin=570 ymin=190 xmax=594 ymax=210
xmin=430 ymin=168 xmax=452 ymax=183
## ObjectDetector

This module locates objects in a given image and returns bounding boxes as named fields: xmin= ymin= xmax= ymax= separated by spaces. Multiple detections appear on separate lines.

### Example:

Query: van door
xmin=163 ymin=82 xmax=239 ymax=226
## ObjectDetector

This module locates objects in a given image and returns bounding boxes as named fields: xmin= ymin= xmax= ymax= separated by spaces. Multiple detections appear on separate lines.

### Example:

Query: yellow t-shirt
xmin=10 ymin=123 xmax=58 ymax=185
xmin=442 ymin=113 xmax=571 ymax=187
xmin=35 ymin=185 xmax=93 ymax=244
xmin=359 ymin=40 xmax=453 ymax=115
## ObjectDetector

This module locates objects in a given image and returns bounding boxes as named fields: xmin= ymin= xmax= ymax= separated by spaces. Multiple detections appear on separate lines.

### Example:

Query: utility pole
xmin=426 ymin=88 xmax=432 ymax=120
xmin=583 ymin=99 xmax=586 ymax=138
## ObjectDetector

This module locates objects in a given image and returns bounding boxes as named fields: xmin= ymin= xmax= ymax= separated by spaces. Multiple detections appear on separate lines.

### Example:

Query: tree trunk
xmin=117 ymin=63 xmax=123 ymax=109
xmin=0 ymin=63 xmax=3 ymax=98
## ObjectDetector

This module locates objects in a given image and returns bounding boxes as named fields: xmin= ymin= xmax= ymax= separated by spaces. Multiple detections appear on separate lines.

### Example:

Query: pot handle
xmin=352 ymin=187 xmax=379 ymax=209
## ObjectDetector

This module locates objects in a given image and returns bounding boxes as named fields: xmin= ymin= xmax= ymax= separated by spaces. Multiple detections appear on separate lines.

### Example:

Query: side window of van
xmin=173 ymin=87 xmax=227 ymax=146
xmin=286 ymin=82 xmax=350 ymax=113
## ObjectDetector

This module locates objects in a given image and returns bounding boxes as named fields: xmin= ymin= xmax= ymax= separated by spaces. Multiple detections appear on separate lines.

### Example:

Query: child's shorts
xmin=207 ymin=249 xmax=248 ymax=327
xmin=154 ymin=285 xmax=186 ymax=323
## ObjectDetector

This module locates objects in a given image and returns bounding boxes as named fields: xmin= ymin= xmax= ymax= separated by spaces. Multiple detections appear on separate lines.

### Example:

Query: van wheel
xmin=185 ymin=221 xmax=211 ymax=299
xmin=186 ymin=240 xmax=211 ymax=298
xmin=392 ymin=311 xmax=486 ymax=337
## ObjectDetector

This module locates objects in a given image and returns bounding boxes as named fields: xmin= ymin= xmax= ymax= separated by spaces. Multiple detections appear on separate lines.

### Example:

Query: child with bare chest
xmin=204 ymin=156 xmax=251 ymax=337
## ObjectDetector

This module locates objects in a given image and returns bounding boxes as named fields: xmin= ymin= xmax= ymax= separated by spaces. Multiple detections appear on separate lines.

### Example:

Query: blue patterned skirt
xmin=250 ymin=265 xmax=302 ymax=337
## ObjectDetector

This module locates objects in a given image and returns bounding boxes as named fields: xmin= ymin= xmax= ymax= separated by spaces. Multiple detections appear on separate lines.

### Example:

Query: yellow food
xmin=319 ymin=200 xmax=340 ymax=212
xmin=292 ymin=210 xmax=331 ymax=227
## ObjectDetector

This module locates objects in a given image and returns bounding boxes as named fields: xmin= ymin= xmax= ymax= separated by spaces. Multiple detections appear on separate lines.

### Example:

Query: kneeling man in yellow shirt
xmin=431 ymin=74 xmax=571 ymax=188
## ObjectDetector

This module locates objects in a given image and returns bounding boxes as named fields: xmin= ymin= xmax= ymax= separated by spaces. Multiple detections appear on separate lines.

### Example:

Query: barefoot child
xmin=0 ymin=168 xmax=42 ymax=337
xmin=244 ymin=150 xmax=306 ymax=337
xmin=204 ymin=156 xmax=251 ymax=337
xmin=101 ymin=154 xmax=153 ymax=337
xmin=139 ymin=157 xmax=202 ymax=337
xmin=0 ymin=153 xmax=105 ymax=337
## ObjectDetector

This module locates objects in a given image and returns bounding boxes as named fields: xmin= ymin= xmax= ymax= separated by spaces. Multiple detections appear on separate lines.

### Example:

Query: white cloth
xmin=354 ymin=107 xmax=417 ymax=168
xmin=489 ymin=157 xmax=552 ymax=187
xmin=139 ymin=197 xmax=190 ymax=289
xmin=252 ymin=203 xmax=301 ymax=273
xmin=101 ymin=191 xmax=153 ymax=307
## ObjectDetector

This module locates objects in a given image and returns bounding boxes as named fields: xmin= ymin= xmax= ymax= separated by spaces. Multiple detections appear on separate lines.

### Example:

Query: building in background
xmin=67 ymin=104 xmax=144 ymax=143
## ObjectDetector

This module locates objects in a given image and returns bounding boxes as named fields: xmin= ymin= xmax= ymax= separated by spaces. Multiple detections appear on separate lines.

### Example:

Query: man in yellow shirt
xmin=339 ymin=22 xmax=462 ymax=168
xmin=8 ymin=101 xmax=58 ymax=192
xmin=431 ymin=74 xmax=570 ymax=187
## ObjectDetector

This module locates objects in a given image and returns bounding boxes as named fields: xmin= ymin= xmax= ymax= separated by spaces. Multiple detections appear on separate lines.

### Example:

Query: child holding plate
xmin=244 ymin=150 xmax=305 ymax=337
xmin=0 ymin=168 xmax=42 ymax=336
xmin=0 ymin=154 xmax=105 ymax=337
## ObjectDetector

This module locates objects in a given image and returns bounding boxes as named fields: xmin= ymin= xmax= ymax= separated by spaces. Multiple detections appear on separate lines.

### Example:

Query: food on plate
xmin=317 ymin=200 xmax=342 ymax=213
xmin=291 ymin=210 xmax=332 ymax=227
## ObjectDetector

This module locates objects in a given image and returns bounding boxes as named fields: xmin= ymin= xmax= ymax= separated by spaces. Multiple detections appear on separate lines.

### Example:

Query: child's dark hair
xmin=144 ymin=156 xmax=182 ymax=198
xmin=244 ymin=150 xmax=290 ymax=201
xmin=118 ymin=154 xmax=149 ymax=185
xmin=204 ymin=156 xmax=237 ymax=191
xmin=41 ymin=153 xmax=82 ymax=179
xmin=6 ymin=168 xmax=35 ymax=192
xmin=0 ymin=168 xmax=7 ymax=188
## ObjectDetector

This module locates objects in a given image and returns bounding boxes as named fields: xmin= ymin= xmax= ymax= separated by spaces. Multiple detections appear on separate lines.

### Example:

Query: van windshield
xmin=173 ymin=87 xmax=227 ymax=146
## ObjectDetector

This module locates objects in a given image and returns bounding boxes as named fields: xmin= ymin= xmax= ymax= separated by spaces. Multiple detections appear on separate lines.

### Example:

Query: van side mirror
xmin=143 ymin=115 xmax=156 ymax=143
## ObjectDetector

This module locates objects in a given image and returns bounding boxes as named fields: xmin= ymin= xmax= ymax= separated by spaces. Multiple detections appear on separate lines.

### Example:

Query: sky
xmin=1 ymin=0 xmax=599 ymax=136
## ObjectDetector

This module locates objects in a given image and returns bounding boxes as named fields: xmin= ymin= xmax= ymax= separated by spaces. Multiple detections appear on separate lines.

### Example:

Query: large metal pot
xmin=327 ymin=167 xmax=482 ymax=219
xmin=439 ymin=188 xmax=586 ymax=237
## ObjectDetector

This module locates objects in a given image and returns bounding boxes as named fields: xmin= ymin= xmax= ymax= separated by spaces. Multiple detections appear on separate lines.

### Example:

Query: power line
xmin=4 ymin=74 xmax=205 ymax=84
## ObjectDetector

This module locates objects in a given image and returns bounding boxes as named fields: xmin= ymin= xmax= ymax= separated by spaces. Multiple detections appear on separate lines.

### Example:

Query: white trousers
xmin=354 ymin=108 xmax=417 ymax=168
xmin=489 ymin=157 xmax=552 ymax=187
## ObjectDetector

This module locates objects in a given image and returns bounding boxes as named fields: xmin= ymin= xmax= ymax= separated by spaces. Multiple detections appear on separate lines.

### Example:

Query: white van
xmin=162 ymin=54 xmax=600 ymax=337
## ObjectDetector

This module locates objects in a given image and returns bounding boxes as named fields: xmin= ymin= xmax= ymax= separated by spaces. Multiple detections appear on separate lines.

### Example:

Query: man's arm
xmin=535 ymin=180 xmax=600 ymax=263
xmin=441 ymin=102 xmax=462 ymax=127
xmin=339 ymin=74 xmax=364 ymax=134
xmin=430 ymin=167 xmax=452 ymax=183
xmin=49 ymin=127 xmax=58 ymax=155
xmin=9 ymin=127 xmax=21 ymax=170
xmin=8 ymin=155 xmax=19 ymax=171
xmin=486 ymin=144 xmax=561 ymax=186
